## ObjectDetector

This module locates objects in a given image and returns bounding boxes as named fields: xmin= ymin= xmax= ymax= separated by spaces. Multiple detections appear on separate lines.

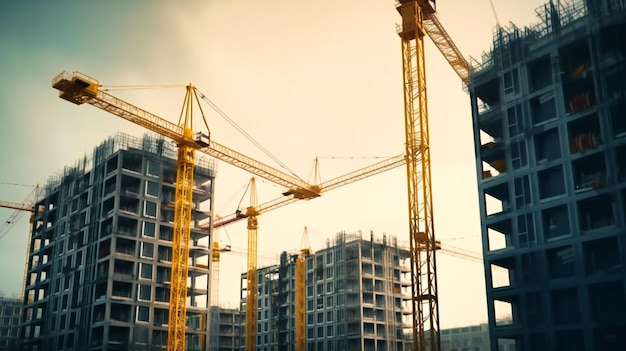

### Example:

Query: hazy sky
xmin=0 ymin=0 xmax=551 ymax=328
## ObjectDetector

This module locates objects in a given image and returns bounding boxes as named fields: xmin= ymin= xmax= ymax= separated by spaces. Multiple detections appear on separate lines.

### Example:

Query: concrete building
xmin=209 ymin=306 xmax=241 ymax=351
xmin=440 ymin=324 xmax=489 ymax=351
xmin=0 ymin=296 xmax=20 ymax=351
xmin=439 ymin=322 xmax=516 ymax=351
xmin=20 ymin=133 xmax=216 ymax=350
xmin=240 ymin=231 xmax=414 ymax=351
xmin=470 ymin=0 xmax=626 ymax=350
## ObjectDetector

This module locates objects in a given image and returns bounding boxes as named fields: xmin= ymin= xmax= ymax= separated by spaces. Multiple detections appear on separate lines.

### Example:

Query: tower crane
xmin=244 ymin=178 xmax=260 ymax=351
xmin=52 ymin=71 xmax=405 ymax=350
xmin=395 ymin=1 xmax=469 ymax=350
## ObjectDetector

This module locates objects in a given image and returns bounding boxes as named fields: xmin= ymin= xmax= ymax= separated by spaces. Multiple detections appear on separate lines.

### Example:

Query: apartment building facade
xmin=20 ymin=133 xmax=216 ymax=350
xmin=470 ymin=0 xmax=626 ymax=350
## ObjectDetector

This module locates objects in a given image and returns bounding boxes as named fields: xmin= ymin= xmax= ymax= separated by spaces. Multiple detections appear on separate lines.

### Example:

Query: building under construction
xmin=0 ymin=296 xmax=21 ymax=351
xmin=240 ymin=231 xmax=413 ymax=351
xmin=470 ymin=0 xmax=626 ymax=349
xmin=19 ymin=133 xmax=216 ymax=350
xmin=208 ymin=306 xmax=240 ymax=351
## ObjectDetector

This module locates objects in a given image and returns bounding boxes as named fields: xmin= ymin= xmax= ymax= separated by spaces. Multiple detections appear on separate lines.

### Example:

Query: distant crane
xmin=0 ymin=184 xmax=40 ymax=340
xmin=0 ymin=184 xmax=39 ymax=241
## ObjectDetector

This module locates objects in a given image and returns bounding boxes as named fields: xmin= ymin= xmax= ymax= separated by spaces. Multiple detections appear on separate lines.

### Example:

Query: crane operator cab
xmin=193 ymin=132 xmax=210 ymax=148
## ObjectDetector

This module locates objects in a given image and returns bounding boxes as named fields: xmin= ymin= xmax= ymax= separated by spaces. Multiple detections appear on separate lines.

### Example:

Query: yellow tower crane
xmin=52 ymin=71 xmax=405 ymax=349
xmin=244 ymin=178 xmax=260 ymax=351
xmin=0 ymin=184 xmax=39 ymax=240
xmin=395 ymin=1 xmax=469 ymax=350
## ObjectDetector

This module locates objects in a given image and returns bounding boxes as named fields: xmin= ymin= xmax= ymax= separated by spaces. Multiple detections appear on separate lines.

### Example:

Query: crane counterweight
xmin=52 ymin=71 xmax=99 ymax=105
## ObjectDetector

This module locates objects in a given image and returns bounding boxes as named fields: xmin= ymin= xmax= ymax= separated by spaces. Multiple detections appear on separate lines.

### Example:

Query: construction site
xmin=0 ymin=0 xmax=625 ymax=350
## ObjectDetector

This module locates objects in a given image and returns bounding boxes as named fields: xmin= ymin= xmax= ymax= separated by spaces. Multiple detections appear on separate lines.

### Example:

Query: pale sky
xmin=0 ymin=0 xmax=550 ymax=328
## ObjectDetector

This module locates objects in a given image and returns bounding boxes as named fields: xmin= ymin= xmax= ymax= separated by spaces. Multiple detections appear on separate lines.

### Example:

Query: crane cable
xmin=194 ymin=88 xmax=304 ymax=182
xmin=489 ymin=0 xmax=501 ymax=27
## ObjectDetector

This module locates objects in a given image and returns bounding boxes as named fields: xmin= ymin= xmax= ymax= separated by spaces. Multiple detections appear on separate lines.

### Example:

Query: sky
xmin=0 ymin=0 xmax=552 ymax=328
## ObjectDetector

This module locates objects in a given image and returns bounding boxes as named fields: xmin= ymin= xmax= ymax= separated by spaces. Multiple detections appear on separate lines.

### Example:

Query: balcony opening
xmin=110 ymin=303 xmax=132 ymax=324
xmin=578 ymin=195 xmax=615 ymax=232
xmin=573 ymin=153 xmax=607 ymax=192
xmin=121 ymin=153 xmax=142 ymax=174
xmin=487 ymin=219 xmax=512 ymax=251
xmin=494 ymin=299 xmax=513 ymax=326
xmin=529 ymin=55 xmax=553 ymax=92
xmin=542 ymin=204 xmax=571 ymax=241
xmin=589 ymin=281 xmax=626 ymax=324
xmin=583 ymin=236 xmax=621 ymax=276
xmin=547 ymin=245 xmax=575 ymax=279
xmin=120 ymin=174 xmax=141 ymax=197
xmin=491 ymin=259 xmax=513 ymax=289
xmin=551 ymin=288 xmax=580 ymax=324
xmin=535 ymin=128 xmax=561 ymax=164
xmin=106 ymin=155 xmax=119 ymax=175
xmin=568 ymin=113 xmax=601 ymax=154
xmin=111 ymin=281 xmax=132 ymax=299
xmin=480 ymin=131 xmax=506 ymax=179
xmin=484 ymin=182 xmax=509 ymax=216
xmin=117 ymin=216 xmax=138 ymax=237
xmin=560 ymin=40 xmax=595 ymax=115
xmin=119 ymin=196 xmax=140 ymax=216
xmin=114 ymin=238 xmax=135 ymax=257
xmin=531 ymin=91 xmax=557 ymax=125
xmin=538 ymin=165 xmax=566 ymax=200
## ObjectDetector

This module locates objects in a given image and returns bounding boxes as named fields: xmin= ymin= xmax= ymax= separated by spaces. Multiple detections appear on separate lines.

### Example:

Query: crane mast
xmin=245 ymin=178 xmax=260 ymax=351
xmin=168 ymin=87 xmax=198 ymax=350
xmin=397 ymin=1 xmax=439 ymax=350
xmin=396 ymin=1 xmax=470 ymax=350
xmin=295 ymin=227 xmax=311 ymax=351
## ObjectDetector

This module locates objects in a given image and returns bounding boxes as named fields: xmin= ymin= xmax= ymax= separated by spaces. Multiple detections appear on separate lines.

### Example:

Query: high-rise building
xmin=470 ymin=0 xmax=626 ymax=350
xmin=240 ymin=231 xmax=414 ymax=351
xmin=0 ymin=296 xmax=21 ymax=351
xmin=20 ymin=133 xmax=216 ymax=350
